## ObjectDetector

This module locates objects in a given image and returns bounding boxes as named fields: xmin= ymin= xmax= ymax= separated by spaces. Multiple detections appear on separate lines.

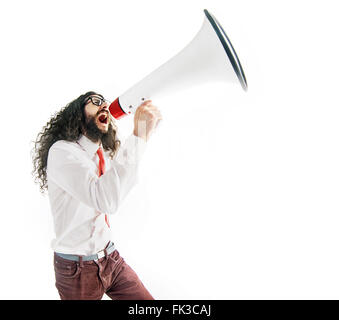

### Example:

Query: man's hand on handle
xmin=133 ymin=100 xmax=162 ymax=141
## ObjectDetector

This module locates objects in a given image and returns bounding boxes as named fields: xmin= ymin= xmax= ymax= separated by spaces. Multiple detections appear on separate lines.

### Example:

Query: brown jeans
xmin=54 ymin=249 xmax=154 ymax=300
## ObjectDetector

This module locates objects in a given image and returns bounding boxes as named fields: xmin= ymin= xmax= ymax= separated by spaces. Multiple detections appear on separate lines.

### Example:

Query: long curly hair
xmin=32 ymin=91 xmax=120 ymax=193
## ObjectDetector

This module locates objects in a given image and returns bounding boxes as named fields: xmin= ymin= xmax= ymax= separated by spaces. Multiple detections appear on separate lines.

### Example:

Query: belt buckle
xmin=96 ymin=250 xmax=105 ymax=260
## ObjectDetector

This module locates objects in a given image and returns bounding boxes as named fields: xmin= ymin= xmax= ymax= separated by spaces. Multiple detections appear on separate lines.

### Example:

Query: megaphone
xmin=109 ymin=9 xmax=247 ymax=119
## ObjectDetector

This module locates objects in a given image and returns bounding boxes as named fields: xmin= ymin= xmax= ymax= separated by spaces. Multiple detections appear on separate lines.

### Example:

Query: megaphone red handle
xmin=109 ymin=98 xmax=127 ymax=119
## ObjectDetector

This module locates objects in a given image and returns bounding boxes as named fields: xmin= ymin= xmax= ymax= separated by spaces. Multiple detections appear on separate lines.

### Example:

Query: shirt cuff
xmin=115 ymin=133 xmax=147 ymax=165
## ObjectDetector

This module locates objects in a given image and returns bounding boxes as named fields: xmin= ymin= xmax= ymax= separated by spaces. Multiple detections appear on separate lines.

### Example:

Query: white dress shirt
xmin=46 ymin=133 xmax=146 ymax=255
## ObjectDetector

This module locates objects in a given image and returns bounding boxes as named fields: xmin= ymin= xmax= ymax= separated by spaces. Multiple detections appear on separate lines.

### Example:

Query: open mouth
xmin=98 ymin=113 xmax=108 ymax=124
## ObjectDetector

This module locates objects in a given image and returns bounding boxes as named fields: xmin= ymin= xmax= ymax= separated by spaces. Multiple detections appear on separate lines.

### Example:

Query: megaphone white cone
xmin=109 ymin=9 xmax=247 ymax=120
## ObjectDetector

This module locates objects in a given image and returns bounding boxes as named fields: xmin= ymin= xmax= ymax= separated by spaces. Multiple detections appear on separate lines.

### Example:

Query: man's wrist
xmin=133 ymin=130 xmax=147 ymax=142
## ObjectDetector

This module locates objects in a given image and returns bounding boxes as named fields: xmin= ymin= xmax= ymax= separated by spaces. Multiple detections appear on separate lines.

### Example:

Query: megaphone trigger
xmin=155 ymin=118 xmax=162 ymax=130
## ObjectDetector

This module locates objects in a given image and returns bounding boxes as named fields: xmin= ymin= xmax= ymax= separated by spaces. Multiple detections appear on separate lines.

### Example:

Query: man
xmin=32 ymin=91 xmax=162 ymax=300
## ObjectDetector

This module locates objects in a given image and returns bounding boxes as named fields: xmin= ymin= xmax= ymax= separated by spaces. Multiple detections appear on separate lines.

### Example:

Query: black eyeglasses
xmin=84 ymin=96 xmax=110 ymax=107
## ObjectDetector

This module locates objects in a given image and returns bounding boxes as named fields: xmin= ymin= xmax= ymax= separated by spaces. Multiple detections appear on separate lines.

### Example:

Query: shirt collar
xmin=77 ymin=135 xmax=101 ymax=158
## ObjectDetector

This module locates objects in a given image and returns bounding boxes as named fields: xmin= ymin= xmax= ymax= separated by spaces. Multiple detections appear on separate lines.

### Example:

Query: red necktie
xmin=97 ymin=147 xmax=110 ymax=228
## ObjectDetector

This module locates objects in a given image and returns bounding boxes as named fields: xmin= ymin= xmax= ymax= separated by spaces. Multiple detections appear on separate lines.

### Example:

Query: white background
xmin=0 ymin=0 xmax=338 ymax=299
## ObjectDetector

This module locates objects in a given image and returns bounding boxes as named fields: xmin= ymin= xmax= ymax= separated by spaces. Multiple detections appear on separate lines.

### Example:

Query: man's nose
xmin=100 ymin=103 xmax=109 ymax=111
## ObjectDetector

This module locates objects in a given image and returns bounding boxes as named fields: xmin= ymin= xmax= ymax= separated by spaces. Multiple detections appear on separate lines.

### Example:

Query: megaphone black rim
xmin=204 ymin=9 xmax=247 ymax=91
